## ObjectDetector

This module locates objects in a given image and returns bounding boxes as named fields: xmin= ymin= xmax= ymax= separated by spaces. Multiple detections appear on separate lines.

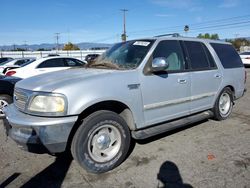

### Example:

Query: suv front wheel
xmin=213 ymin=87 xmax=234 ymax=121
xmin=71 ymin=110 xmax=131 ymax=173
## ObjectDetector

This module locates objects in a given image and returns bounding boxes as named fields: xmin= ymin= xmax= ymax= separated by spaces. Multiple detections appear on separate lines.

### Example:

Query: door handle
xmin=214 ymin=74 xmax=222 ymax=78
xmin=178 ymin=79 xmax=187 ymax=84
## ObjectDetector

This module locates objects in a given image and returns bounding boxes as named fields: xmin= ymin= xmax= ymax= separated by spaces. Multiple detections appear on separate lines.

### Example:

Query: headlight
xmin=28 ymin=94 xmax=67 ymax=116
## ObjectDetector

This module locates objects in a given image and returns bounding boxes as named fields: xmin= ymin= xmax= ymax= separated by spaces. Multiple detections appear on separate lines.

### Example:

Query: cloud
xmin=155 ymin=14 xmax=175 ymax=17
xmin=150 ymin=0 xmax=195 ymax=9
xmin=219 ymin=0 xmax=239 ymax=8
xmin=150 ymin=0 xmax=203 ymax=11
xmin=189 ymin=6 xmax=203 ymax=12
xmin=195 ymin=16 xmax=203 ymax=23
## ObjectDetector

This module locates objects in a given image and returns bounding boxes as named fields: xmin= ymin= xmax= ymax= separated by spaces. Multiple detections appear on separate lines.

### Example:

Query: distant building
xmin=240 ymin=46 xmax=250 ymax=52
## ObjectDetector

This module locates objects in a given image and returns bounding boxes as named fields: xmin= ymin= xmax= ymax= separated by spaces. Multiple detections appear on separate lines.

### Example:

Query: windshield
xmin=88 ymin=40 xmax=155 ymax=70
xmin=0 ymin=59 xmax=12 ymax=66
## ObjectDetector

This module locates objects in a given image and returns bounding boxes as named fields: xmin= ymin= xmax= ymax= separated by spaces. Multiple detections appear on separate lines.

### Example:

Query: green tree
xmin=197 ymin=33 xmax=220 ymax=40
xmin=63 ymin=42 xmax=80 ymax=51
xmin=225 ymin=38 xmax=250 ymax=51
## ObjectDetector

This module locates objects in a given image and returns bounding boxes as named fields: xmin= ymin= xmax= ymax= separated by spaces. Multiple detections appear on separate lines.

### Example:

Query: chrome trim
xmin=144 ymin=92 xmax=216 ymax=110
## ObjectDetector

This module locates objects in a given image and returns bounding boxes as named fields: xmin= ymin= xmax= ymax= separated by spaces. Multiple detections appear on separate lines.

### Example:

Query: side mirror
xmin=151 ymin=57 xmax=169 ymax=72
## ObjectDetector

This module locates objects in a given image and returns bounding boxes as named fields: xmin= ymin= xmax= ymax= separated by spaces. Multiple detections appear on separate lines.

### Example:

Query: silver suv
xmin=3 ymin=36 xmax=246 ymax=173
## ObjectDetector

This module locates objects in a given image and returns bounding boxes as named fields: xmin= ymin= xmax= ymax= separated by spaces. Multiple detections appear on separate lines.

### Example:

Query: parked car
xmin=240 ymin=51 xmax=250 ymax=67
xmin=0 ymin=76 xmax=21 ymax=117
xmin=5 ymin=56 xmax=85 ymax=78
xmin=85 ymin=54 xmax=100 ymax=63
xmin=0 ymin=58 xmax=36 ymax=75
xmin=0 ymin=57 xmax=13 ymax=64
xmin=3 ymin=36 xmax=246 ymax=174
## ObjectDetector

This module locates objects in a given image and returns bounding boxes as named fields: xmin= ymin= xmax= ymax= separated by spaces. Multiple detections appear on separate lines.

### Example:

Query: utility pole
xmin=24 ymin=40 xmax=27 ymax=51
xmin=120 ymin=9 xmax=128 ymax=42
xmin=55 ymin=33 xmax=60 ymax=51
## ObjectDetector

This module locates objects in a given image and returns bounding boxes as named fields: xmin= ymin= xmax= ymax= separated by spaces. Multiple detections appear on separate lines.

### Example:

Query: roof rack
xmin=154 ymin=33 xmax=180 ymax=37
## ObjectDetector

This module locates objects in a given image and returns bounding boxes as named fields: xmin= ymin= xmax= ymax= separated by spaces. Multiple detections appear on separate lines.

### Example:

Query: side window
xmin=65 ymin=59 xmax=83 ymax=67
xmin=184 ymin=41 xmax=210 ymax=70
xmin=38 ymin=58 xmax=66 ymax=68
xmin=153 ymin=40 xmax=185 ymax=71
xmin=14 ymin=60 xmax=25 ymax=66
xmin=202 ymin=44 xmax=217 ymax=68
xmin=210 ymin=43 xmax=243 ymax=69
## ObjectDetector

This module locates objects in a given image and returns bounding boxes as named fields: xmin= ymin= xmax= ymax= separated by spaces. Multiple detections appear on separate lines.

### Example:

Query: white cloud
xmin=195 ymin=16 xmax=203 ymax=23
xmin=150 ymin=0 xmax=195 ymax=9
xmin=155 ymin=14 xmax=175 ymax=17
xmin=219 ymin=0 xmax=239 ymax=8
xmin=150 ymin=0 xmax=203 ymax=12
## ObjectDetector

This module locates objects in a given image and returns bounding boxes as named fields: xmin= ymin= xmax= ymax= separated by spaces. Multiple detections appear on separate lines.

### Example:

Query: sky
xmin=1 ymin=0 xmax=250 ymax=45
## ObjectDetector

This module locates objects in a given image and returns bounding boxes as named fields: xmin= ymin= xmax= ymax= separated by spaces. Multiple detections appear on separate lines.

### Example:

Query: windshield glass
xmin=0 ymin=59 xmax=12 ymax=66
xmin=88 ymin=40 xmax=155 ymax=70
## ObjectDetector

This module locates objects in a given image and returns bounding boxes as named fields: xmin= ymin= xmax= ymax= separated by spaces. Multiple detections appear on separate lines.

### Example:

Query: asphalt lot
xmin=1 ymin=70 xmax=250 ymax=188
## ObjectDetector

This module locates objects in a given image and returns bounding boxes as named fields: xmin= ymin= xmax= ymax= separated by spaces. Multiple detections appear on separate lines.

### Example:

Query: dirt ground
xmin=0 ymin=69 xmax=250 ymax=188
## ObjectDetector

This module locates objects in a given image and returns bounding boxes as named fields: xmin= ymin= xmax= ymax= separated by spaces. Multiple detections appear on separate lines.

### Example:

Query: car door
xmin=140 ymin=40 xmax=191 ymax=126
xmin=183 ymin=41 xmax=222 ymax=113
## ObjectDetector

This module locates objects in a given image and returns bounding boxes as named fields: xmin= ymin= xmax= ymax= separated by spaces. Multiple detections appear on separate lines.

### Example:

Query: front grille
xmin=14 ymin=88 xmax=29 ymax=111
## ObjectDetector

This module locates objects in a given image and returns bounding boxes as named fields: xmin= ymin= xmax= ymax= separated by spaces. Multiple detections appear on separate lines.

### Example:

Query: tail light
xmin=5 ymin=70 xmax=16 ymax=76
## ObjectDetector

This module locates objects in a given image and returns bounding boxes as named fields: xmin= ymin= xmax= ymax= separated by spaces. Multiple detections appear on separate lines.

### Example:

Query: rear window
xmin=211 ymin=43 xmax=243 ymax=69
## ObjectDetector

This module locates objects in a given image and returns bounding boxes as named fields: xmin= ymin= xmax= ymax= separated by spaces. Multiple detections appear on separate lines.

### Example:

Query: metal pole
xmin=55 ymin=33 xmax=60 ymax=51
xmin=120 ymin=9 xmax=128 ymax=42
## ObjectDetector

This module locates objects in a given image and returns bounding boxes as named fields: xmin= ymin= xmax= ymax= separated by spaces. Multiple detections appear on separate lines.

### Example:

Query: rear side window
xmin=65 ymin=58 xmax=84 ymax=66
xmin=38 ymin=58 xmax=65 ymax=68
xmin=184 ymin=41 xmax=210 ymax=70
xmin=15 ymin=60 xmax=26 ymax=66
xmin=211 ymin=43 xmax=243 ymax=69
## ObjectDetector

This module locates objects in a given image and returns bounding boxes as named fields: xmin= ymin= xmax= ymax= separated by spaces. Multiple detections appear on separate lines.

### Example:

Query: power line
xmin=128 ymin=14 xmax=250 ymax=35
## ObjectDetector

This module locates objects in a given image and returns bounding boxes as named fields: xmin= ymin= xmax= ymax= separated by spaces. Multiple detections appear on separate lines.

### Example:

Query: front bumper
xmin=3 ymin=104 xmax=78 ymax=154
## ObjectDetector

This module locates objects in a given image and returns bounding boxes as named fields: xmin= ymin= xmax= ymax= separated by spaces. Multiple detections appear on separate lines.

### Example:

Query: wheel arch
xmin=66 ymin=100 xmax=136 ymax=151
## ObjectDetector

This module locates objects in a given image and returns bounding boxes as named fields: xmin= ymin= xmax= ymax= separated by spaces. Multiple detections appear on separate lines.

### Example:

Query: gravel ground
xmin=0 ymin=70 xmax=250 ymax=188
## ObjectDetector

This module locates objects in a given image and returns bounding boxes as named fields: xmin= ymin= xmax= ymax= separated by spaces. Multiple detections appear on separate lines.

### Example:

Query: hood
xmin=16 ymin=68 xmax=116 ymax=92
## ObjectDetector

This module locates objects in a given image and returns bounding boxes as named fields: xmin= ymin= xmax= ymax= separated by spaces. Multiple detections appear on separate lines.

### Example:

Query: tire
xmin=71 ymin=110 xmax=131 ymax=174
xmin=0 ymin=94 xmax=12 ymax=117
xmin=213 ymin=87 xmax=233 ymax=121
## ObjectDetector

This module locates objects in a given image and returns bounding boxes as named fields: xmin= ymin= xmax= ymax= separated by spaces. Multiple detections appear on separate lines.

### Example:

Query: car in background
xmin=0 ymin=57 xmax=13 ymax=64
xmin=5 ymin=56 xmax=86 ymax=78
xmin=85 ymin=54 xmax=100 ymax=64
xmin=240 ymin=51 xmax=250 ymax=67
xmin=0 ymin=76 xmax=21 ymax=118
xmin=0 ymin=58 xmax=36 ymax=75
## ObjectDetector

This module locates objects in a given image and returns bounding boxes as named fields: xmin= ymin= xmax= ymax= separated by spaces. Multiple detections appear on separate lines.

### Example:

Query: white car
xmin=5 ymin=56 xmax=85 ymax=78
xmin=240 ymin=51 xmax=250 ymax=66
xmin=0 ymin=58 xmax=35 ymax=75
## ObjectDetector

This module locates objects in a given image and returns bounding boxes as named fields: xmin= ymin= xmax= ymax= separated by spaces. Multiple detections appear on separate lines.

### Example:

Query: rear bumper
xmin=3 ymin=104 xmax=78 ymax=154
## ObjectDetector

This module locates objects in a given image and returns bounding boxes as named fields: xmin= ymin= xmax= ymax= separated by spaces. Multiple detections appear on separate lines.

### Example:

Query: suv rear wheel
xmin=71 ymin=110 xmax=131 ymax=173
xmin=213 ymin=87 xmax=233 ymax=121
xmin=0 ymin=94 xmax=12 ymax=118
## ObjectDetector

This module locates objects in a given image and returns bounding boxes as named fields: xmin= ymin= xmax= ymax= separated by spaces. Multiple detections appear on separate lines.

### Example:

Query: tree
xmin=63 ymin=42 xmax=80 ymax=51
xmin=225 ymin=38 xmax=250 ymax=51
xmin=197 ymin=33 xmax=220 ymax=40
